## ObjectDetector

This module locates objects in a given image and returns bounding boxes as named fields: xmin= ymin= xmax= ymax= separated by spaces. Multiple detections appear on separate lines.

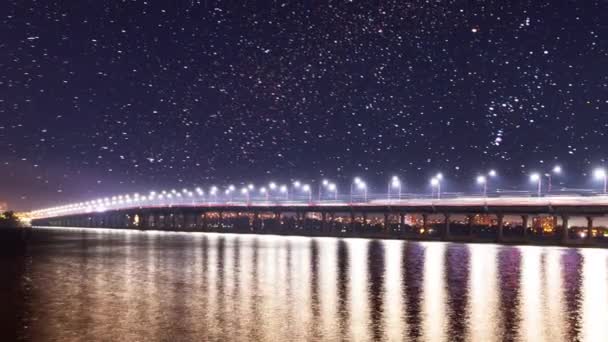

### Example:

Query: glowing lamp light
xmin=594 ymin=168 xmax=606 ymax=180
xmin=530 ymin=173 xmax=540 ymax=182
xmin=476 ymin=175 xmax=487 ymax=184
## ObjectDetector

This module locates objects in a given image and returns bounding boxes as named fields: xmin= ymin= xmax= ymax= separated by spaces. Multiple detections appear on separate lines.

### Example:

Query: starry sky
xmin=0 ymin=1 xmax=606 ymax=210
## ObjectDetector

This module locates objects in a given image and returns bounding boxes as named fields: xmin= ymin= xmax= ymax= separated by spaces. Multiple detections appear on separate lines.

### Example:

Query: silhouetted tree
xmin=0 ymin=211 xmax=20 ymax=228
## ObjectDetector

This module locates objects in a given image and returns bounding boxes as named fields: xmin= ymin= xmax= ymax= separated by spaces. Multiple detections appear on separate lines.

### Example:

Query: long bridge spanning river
xmin=31 ymin=196 xmax=608 ymax=246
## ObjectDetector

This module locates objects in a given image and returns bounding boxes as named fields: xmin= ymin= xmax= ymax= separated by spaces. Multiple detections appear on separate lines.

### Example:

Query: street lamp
xmin=351 ymin=177 xmax=363 ymax=202
xmin=302 ymin=184 xmax=312 ymax=204
xmin=476 ymin=175 xmax=487 ymax=197
xmin=356 ymin=181 xmax=368 ymax=202
xmin=545 ymin=165 xmax=562 ymax=193
xmin=389 ymin=176 xmax=402 ymax=201
xmin=209 ymin=186 xmax=218 ymax=204
xmin=227 ymin=185 xmax=235 ymax=202
xmin=241 ymin=187 xmax=250 ymax=204
xmin=260 ymin=187 xmax=269 ymax=201
xmin=594 ymin=168 xmax=607 ymax=194
xmin=530 ymin=173 xmax=541 ymax=197
xmin=328 ymin=183 xmax=338 ymax=200
xmin=430 ymin=177 xmax=441 ymax=199
xmin=488 ymin=169 xmax=497 ymax=177
xmin=319 ymin=179 xmax=329 ymax=201
xmin=280 ymin=185 xmax=288 ymax=200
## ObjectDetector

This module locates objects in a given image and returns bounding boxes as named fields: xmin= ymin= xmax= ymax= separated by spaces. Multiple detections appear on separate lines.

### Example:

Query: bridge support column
xmin=218 ymin=211 xmax=224 ymax=230
xmin=521 ymin=215 xmax=529 ymax=240
xmin=467 ymin=214 xmax=475 ymax=238
xmin=329 ymin=213 xmax=337 ymax=235
xmin=350 ymin=212 xmax=356 ymax=233
xmin=321 ymin=212 xmax=327 ymax=234
xmin=195 ymin=213 xmax=202 ymax=230
xmin=399 ymin=213 xmax=406 ymax=236
xmin=202 ymin=212 xmax=208 ymax=231
xmin=139 ymin=213 xmax=148 ymax=230
xmin=561 ymin=215 xmax=569 ymax=244
xmin=422 ymin=214 xmax=428 ymax=232
xmin=443 ymin=214 xmax=451 ymax=240
xmin=253 ymin=212 xmax=259 ymax=232
xmin=384 ymin=213 xmax=390 ymax=234
xmin=362 ymin=213 xmax=368 ymax=234
xmin=275 ymin=212 xmax=282 ymax=233
xmin=497 ymin=214 xmax=504 ymax=242
xmin=587 ymin=217 xmax=594 ymax=243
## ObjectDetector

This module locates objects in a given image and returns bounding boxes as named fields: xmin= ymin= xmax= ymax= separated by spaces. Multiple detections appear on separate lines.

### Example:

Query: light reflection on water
xmin=16 ymin=227 xmax=608 ymax=341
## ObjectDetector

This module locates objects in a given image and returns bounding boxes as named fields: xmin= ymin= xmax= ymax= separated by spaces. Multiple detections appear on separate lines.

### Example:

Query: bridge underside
xmin=31 ymin=205 xmax=608 ymax=246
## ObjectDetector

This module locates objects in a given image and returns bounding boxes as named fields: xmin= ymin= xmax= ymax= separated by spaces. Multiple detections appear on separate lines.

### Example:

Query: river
xmin=3 ymin=227 xmax=608 ymax=341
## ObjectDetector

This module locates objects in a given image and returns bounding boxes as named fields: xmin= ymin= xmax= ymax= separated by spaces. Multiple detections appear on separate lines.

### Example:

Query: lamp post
xmin=280 ymin=185 xmax=288 ymax=201
xmin=545 ymin=165 xmax=562 ymax=193
xmin=328 ymin=183 xmax=338 ymax=200
xmin=476 ymin=175 xmax=487 ymax=197
xmin=594 ymin=168 xmax=607 ymax=194
xmin=241 ymin=188 xmax=250 ymax=205
xmin=351 ymin=177 xmax=363 ymax=203
xmin=430 ymin=173 xmax=443 ymax=199
xmin=430 ymin=177 xmax=441 ymax=199
xmin=356 ymin=181 xmax=368 ymax=202
xmin=319 ymin=179 xmax=329 ymax=201
xmin=209 ymin=186 xmax=218 ymax=204
xmin=530 ymin=173 xmax=541 ymax=197
xmin=260 ymin=187 xmax=269 ymax=201
xmin=302 ymin=184 xmax=312 ymax=204
xmin=389 ymin=176 xmax=402 ymax=201
xmin=292 ymin=180 xmax=301 ymax=200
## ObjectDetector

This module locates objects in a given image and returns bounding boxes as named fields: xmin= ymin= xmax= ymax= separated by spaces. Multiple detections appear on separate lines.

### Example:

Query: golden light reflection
xmin=518 ymin=246 xmax=544 ymax=342
xmin=347 ymin=238 xmax=371 ymax=341
xmin=467 ymin=244 xmax=500 ymax=342
xmin=543 ymin=248 xmax=566 ymax=341
xmin=581 ymin=249 xmax=608 ymax=342
xmin=383 ymin=240 xmax=405 ymax=341
xmin=421 ymin=242 xmax=447 ymax=342
xmin=23 ymin=229 xmax=608 ymax=341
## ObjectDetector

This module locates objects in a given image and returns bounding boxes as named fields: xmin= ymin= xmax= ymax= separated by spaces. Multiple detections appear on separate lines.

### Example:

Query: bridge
xmin=30 ymin=195 xmax=608 ymax=246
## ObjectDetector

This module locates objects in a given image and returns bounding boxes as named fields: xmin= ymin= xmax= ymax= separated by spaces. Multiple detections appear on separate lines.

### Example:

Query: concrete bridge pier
xmin=587 ymin=216 xmax=594 ymax=243
xmin=467 ymin=214 xmax=475 ymax=238
xmin=521 ymin=215 xmax=529 ymax=240
xmin=275 ymin=211 xmax=282 ymax=233
xmin=321 ymin=212 xmax=327 ymax=234
xmin=384 ymin=213 xmax=390 ymax=234
xmin=443 ymin=214 xmax=451 ymax=240
xmin=217 ymin=211 xmax=223 ymax=230
xmin=561 ymin=215 xmax=569 ymax=244
xmin=497 ymin=214 xmax=504 ymax=242
xmin=422 ymin=214 xmax=428 ymax=232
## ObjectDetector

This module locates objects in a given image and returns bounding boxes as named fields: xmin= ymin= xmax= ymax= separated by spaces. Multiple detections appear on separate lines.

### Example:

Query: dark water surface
xmin=3 ymin=227 xmax=608 ymax=341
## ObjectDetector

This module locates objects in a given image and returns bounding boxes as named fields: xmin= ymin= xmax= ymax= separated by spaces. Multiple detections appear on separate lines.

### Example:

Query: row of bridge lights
xmin=31 ymin=166 xmax=608 ymax=217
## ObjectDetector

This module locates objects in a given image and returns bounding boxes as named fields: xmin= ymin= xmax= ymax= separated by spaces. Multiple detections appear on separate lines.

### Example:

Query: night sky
xmin=1 ymin=1 xmax=606 ymax=210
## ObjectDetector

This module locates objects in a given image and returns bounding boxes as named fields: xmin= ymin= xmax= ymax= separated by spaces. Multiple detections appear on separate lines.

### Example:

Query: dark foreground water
xmin=2 ymin=227 xmax=608 ymax=341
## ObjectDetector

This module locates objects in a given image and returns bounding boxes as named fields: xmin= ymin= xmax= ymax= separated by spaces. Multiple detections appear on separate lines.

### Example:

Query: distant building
xmin=0 ymin=202 xmax=7 ymax=212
